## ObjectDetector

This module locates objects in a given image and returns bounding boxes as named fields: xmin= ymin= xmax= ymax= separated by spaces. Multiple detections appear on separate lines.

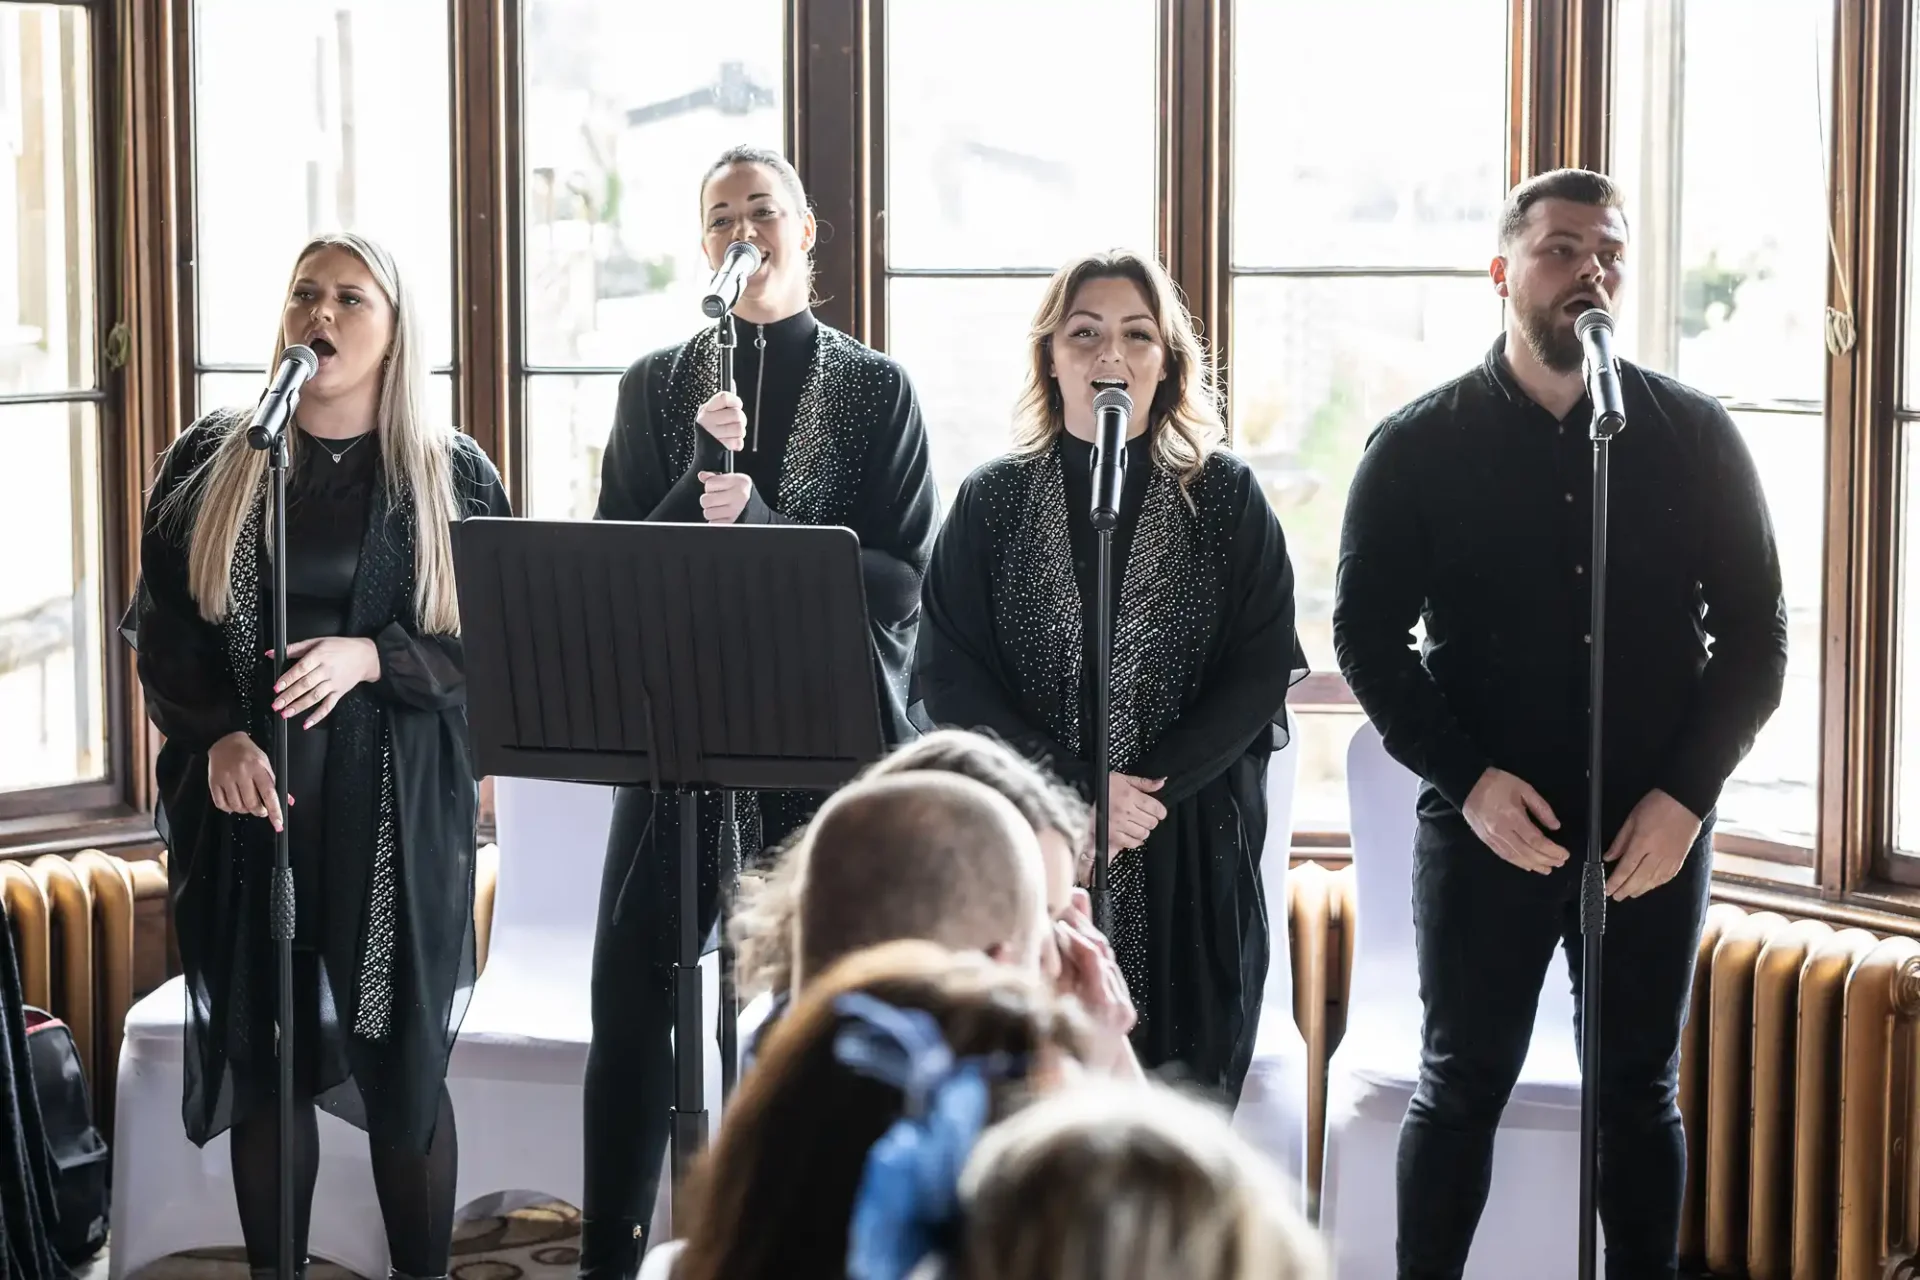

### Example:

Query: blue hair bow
xmin=833 ymin=993 xmax=1017 ymax=1280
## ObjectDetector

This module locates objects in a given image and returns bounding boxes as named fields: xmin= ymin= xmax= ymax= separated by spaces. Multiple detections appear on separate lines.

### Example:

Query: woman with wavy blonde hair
xmin=125 ymin=232 xmax=509 ymax=1279
xmin=914 ymin=248 xmax=1306 ymax=1102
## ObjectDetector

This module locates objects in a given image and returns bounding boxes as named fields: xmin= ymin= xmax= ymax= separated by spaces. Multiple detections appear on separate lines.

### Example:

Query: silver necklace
xmin=310 ymin=431 xmax=372 ymax=464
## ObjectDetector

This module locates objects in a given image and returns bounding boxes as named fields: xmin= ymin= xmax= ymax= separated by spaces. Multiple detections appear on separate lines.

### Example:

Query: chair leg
xmin=576 ymin=1215 xmax=646 ymax=1279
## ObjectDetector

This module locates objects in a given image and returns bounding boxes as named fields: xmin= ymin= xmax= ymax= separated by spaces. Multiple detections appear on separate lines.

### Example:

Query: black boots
xmin=577 ymin=1216 xmax=647 ymax=1279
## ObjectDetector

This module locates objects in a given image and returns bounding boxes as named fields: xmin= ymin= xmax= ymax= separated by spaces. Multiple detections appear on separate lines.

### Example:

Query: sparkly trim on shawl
xmin=997 ymin=442 xmax=1213 ymax=1007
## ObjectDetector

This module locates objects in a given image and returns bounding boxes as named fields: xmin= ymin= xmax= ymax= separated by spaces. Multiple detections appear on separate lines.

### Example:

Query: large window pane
xmin=1231 ymin=275 xmax=1503 ymax=675
xmin=524 ymin=373 xmax=621 ymax=520
xmin=1612 ymin=0 xmax=1833 ymax=404
xmin=1232 ymin=0 xmax=1506 ymax=270
xmin=522 ymin=0 xmax=784 ymax=368
xmin=196 ymin=370 xmax=454 ymax=434
xmin=0 ymin=403 xmax=104 ymax=792
xmin=193 ymin=0 xmax=453 ymax=368
xmin=1716 ymin=410 xmax=1821 ymax=847
xmin=886 ymin=275 xmax=1050 ymax=506
xmin=884 ymin=0 xmax=1156 ymax=270
xmin=0 ymin=5 xmax=95 ymax=397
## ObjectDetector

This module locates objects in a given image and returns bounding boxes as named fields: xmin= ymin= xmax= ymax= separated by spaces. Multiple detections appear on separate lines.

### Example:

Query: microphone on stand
xmin=247 ymin=345 xmax=319 ymax=451
xmin=1090 ymin=379 xmax=1132 ymax=531
xmin=701 ymin=241 xmax=764 ymax=320
xmin=1574 ymin=308 xmax=1625 ymax=437
xmin=1087 ymin=377 xmax=1132 ymax=937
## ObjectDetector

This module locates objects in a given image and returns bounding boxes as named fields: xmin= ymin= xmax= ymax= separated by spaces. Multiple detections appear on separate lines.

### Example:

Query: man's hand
xmin=696 ymin=471 xmax=752 ymax=524
xmin=1604 ymin=789 xmax=1702 ymax=899
xmin=1463 ymin=767 xmax=1570 ymax=874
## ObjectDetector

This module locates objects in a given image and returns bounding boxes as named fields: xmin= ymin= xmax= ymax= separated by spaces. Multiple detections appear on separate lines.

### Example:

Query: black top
xmin=286 ymin=428 xmax=377 ymax=643
xmin=1332 ymin=337 xmax=1788 ymax=838
xmin=724 ymin=306 xmax=816 ymax=509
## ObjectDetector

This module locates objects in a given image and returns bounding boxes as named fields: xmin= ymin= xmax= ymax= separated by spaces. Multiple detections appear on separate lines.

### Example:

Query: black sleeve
xmin=126 ymin=423 xmax=248 ymax=755
xmin=1653 ymin=404 xmax=1789 ymax=819
xmin=1333 ymin=422 xmax=1491 ymax=809
xmin=852 ymin=363 xmax=940 ymax=627
xmin=915 ymin=478 xmax=1092 ymax=791
xmin=1131 ymin=470 xmax=1307 ymax=805
xmin=370 ymin=436 xmax=515 ymax=712
xmin=594 ymin=352 xmax=722 ymax=524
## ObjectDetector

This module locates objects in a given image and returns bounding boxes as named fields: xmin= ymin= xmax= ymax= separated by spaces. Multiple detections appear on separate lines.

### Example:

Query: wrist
xmin=360 ymin=637 xmax=383 ymax=683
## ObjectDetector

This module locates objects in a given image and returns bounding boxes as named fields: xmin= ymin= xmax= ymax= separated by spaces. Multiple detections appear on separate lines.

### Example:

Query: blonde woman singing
xmin=125 ymin=232 xmax=509 ymax=1280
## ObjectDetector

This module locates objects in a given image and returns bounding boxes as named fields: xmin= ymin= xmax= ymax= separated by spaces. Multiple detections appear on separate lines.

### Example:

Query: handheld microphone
xmin=247 ymin=345 xmax=320 ymax=451
xmin=701 ymin=241 xmax=764 ymax=320
xmin=1090 ymin=380 xmax=1132 ymax=531
xmin=1573 ymin=308 xmax=1625 ymax=438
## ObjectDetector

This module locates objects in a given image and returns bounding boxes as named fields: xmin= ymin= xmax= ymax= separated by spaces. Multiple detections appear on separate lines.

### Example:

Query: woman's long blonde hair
xmin=1012 ymin=249 xmax=1226 ymax=490
xmin=157 ymin=232 xmax=461 ymax=634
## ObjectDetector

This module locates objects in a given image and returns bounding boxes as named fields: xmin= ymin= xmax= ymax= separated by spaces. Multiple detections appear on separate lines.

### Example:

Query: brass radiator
xmin=1 ymin=848 xmax=502 ymax=1142
xmin=1679 ymin=902 xmax=1920 ymax=1279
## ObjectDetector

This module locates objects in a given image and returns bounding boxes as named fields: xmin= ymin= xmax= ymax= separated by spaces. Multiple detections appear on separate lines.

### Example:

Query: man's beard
xmin=1517 ymin=300 xmax=1585 ymax=373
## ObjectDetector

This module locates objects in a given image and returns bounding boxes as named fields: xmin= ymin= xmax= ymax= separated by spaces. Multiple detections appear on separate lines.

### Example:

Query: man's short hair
xmin=732 ymin=729 xmax=1086 ymax=996
xmin=868 ymin=729 xmax=1089 ymax=857
xmin=793 ymin=772 xmax=1043 ymax=988
xmin=1498 ymin=168 xmax=1627 ymax=247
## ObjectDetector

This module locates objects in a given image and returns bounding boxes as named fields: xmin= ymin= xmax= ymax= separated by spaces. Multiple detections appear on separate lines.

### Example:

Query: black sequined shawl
xmin=125 ymin=413 xmax=511 ymax=1152
xmin=915 ymin=437 xmax=1306 ymax=1099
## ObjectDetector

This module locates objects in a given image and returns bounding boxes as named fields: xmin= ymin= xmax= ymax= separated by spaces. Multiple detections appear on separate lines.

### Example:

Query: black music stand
xmin=451 ymin=517 xmax=885 ymax=1214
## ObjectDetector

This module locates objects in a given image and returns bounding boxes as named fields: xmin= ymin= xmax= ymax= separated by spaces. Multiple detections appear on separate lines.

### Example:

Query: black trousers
xmin=1395 ymin=809 xmax=1712 ymax=1280
xmin=578 ymin=785 xmax=819 ymax=1274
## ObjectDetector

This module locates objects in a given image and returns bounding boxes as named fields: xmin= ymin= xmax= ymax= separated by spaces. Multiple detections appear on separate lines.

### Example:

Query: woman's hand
xmin=1104 ymin=772 xmax=1167 ymax=855
xmin=207 ymin=731 xmax=287 ymax=830
xmin=696 ymin=471 xmax=754 ymax=523
xmin=270 ymin=637 xmax=380 ymax=728
xmin=695 ymin=390 xmax=747 ymax=451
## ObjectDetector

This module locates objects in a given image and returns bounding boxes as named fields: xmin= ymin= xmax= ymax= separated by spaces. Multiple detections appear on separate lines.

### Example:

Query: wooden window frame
xmin=0 ymin=0 xmax=162 ymax=856
xmin=69 ymin=0 xmax=1920 ymax=930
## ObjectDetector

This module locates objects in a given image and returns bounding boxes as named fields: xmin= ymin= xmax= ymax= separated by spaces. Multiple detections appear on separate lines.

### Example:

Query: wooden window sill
xmin=0 ymin=807 xmax=164 ymax=861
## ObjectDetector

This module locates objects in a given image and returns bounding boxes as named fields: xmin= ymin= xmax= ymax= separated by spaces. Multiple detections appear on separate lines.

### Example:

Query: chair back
xmin=1344 ymin=721 xmax=1423 ymax=1022
xmin=1258 ymin=709 xmax=1302 ymax=1018
xmin=489 ymin=777 xmax=616 ymax=967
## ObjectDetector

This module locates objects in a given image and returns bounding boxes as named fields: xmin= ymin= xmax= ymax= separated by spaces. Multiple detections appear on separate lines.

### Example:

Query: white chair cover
xmin=1230 ymin=708 xmax=1311 ymax=1210
xmin=1319 ymin=720 xmax=1592 ymax=1278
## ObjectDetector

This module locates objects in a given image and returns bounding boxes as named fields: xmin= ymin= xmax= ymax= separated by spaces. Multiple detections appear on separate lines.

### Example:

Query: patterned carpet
xmin=79 ymin=1200 xmax=583 ymax=1278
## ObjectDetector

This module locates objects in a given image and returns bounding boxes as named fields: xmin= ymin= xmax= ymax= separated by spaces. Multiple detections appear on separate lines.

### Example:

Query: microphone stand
xmin=1090 ymin=520 xmax=1114 ymax=937
xmin=714 ymin=313 xmax=740 ymax=1103
xmin=1577 ymin=367 xmax=1624 ymax=1280
xmin=1087 ymin=389 xmax=1128 ymax=938
xmin=259 ymin=424 xmax=297 ymax=1279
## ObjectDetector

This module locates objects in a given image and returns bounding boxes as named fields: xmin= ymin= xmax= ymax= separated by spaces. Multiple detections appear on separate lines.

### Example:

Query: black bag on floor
xmin=23 ymin=1008 xmax=109 ymax=1263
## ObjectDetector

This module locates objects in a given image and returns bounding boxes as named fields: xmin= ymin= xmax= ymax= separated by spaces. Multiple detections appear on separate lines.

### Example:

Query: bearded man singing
xmin=1331 ymin=167 xmax=1787 ymax=1280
